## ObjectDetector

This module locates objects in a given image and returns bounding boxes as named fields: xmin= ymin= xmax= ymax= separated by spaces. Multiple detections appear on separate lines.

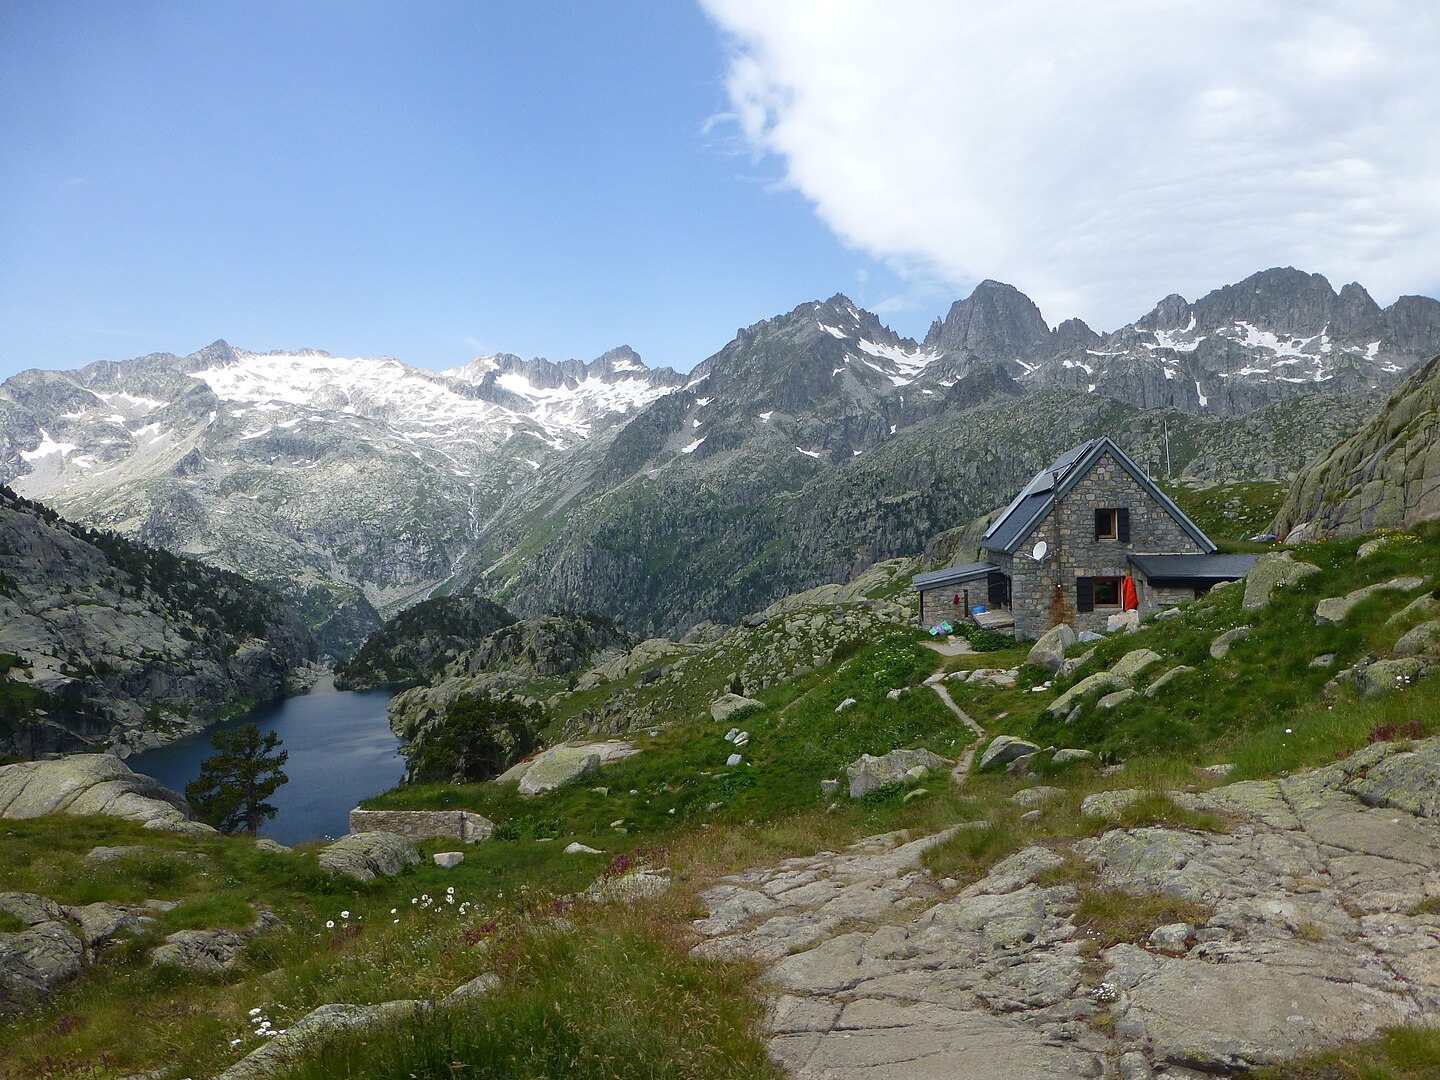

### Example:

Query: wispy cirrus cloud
xmin=701 ymin=0 xmax=1440 ymax=327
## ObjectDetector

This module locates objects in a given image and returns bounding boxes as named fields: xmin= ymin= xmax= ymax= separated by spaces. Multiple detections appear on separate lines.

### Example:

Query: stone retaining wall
xmin=347 ymin=808 xmax=494 ymax=844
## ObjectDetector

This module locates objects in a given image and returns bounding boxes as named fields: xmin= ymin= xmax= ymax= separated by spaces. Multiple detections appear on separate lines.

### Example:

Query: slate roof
xmin=912 ymin=561 xmax=998 ymax=591
xmin=979 ymin=437 xmax=1215 ymax=556
xmin=1127 ymin=553 xmax=1259 ymax=583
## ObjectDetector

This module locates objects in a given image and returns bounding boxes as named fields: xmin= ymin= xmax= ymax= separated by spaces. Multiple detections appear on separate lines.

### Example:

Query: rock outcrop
xmin=0 ymin=753 xmax=205 ymax=833
xmin=0 ymin=485 xmax=316 ymax=758
xmin=1314 ymin=576 xmax=1426 ymax=625
xmin=1242 ymin=551 xmax=1321 ymax=610
xmin=845 ymin=748 xmax=951 ymax=797
xmin=1025 ymin=623 xmax=1075 ymax=672
xmin=318 ymin=832 xmax=419 ymax=882
xmin=693 ymin=737 xmax=1440 ymax=1077
xmin=1274 ymin=352 xmax=1440 ymax=537
xmin=0 ymin=892 xmax=85 ymax=1016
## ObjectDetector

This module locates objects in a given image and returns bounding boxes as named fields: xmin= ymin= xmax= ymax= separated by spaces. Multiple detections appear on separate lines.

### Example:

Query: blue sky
xmin=0 ymin=1 xmax=913 ymax=379
xmin=3 ymin=2 xmax=1438 ymax=381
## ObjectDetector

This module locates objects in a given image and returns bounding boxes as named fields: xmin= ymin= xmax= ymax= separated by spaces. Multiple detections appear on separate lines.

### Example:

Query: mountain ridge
xmin=4 ymin=267 xmax=1439 ymax=644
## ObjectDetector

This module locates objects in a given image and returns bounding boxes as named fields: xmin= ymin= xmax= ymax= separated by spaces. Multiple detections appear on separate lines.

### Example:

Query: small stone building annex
xmin=914 ymin=437 xmax=1257 ymax=639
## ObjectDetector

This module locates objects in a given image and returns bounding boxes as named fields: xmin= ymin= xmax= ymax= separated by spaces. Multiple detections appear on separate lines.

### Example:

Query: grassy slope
xmin=8 ymin=526 xmax=1440 ymax=1078
xmin=0 ymin=632 xmax=977 ymax=1080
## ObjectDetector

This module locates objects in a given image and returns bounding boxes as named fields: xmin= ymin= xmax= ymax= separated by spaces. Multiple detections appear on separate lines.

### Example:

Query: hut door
xmin=987 ymin=572 xmax=1010 ymax=609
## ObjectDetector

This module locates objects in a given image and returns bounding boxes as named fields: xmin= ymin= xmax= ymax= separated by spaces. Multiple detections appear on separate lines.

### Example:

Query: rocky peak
xmin=1332 ymin=282 xmax=1383 ymax=338
xmin=1052 ymin=317 xmax=1100 ymax=352
xmin=1135 ymin=293 xmax=1193 ymax=332
xmin=1382 ymin=294 xmax=1440 ymax=356
xmin=1190 ymin=267 xmax=1340 ymax=337
xmin=923 ymin=280 xmax=1053 ymax=360
xmin=184 ymin=339 xmax=246 ymax=371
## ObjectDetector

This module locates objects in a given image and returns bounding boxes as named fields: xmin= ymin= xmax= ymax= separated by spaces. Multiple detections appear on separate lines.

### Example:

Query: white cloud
xmin=701 ymin=1 xmax=1440 ymax=328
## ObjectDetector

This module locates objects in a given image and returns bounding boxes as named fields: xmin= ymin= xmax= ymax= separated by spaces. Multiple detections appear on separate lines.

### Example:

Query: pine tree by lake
xmin=129 ymin=679 xmax=400 ymax=844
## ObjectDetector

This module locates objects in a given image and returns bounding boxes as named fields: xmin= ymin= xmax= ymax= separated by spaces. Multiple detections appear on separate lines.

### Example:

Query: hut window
xmin=1092 ymin=576 xmax=1123 ymax=608
xmin=1094 ymin=508 xmax=1130 ymax=541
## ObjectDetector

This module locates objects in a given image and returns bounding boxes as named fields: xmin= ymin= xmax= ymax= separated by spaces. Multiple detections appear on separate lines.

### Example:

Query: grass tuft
xmin=1072 ymin=887 xmax=1212 ymax=949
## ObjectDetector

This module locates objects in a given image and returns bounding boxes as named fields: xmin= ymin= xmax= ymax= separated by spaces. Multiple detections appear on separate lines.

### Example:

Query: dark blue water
xmin=128 ymin=679 xmax=401 ymax=845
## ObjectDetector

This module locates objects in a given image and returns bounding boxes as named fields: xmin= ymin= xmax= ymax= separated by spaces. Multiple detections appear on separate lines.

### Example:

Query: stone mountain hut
xmin=913 ymin=436 xmax=1257 ymax=639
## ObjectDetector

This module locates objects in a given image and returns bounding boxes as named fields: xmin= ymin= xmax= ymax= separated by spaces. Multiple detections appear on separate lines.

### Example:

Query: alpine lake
xmin=129 ymin=678 xmax=401 ymax=845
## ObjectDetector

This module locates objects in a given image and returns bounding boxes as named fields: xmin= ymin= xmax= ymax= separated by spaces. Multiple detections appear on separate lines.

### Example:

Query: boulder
xmin=64 ymin=901 xmax=154 ymax=957
xmin=564 ymin=842 xmax=603 ymax=855
xmin=1011 ymin=786 xmax=1064 ymax=807
xmin=1148 ymin=923 xmax=1194 ymax=953
xmin=1348 ymin=657 xmax=1425 ymax=696
xmin=1006 ymin=753 xmax=1040 ymax=776
xmin=0 ymin=753 xmax=206 ymax=833
xmin=1047 ymin=672 xmax=1132 ymax=715
xmin=1387 ymin=593 xmax=1440 ymax=626
xmin=963 ymin=846 xmax=1066 ymax=896
xmin=84 ymin=844 xmax=152 ymax=863
xmin=215 ymin=1000 xmax=426 ymax=1080
xmin=1394 ymin=619 xmax=1440 ymax=657
xmin=834 ymin=697 xmax=857 ymax=712
xmin=1357 ymin=536 xmax=1394 ymax=558
xmin=1314 ymin=576 xmax=1426 ymax=625
xmin=1026 ymin=624 xmax=1076 ymax=672
xmin=432 ymin=852 xmax=464 ymax=869
xmin=1058 ymin=650 xmax=1095 ymax=678
xmin=583 ymin=868 xmax=671 ymax=904
xmin=1242 ymin=552 xmax=1321 ymax=610
xmin=150 ymin=928 xmax=247 ymax=974
xmin=1109 ymin=649 xmax=1162 ymax=681
xmin=254 ymin=838 xmax=291 ymax=854
xmin=348 ymin=808 xmax=495 ymax=844
xmin=1209 ymin=626 xmax=1251 ymax=659
xmin=1051 ymin=748 xmax=1095 ymax=765
xmin=846 ymin=748 xmax=951 ymax=797
xmin=965 ymin=668 xmax=1017 ymax=687
xmin=1080 ymin=789 xmax=1145 ymax=820
xmin=976 ymin=736 xmax=1041 ymax=772
xmin=1343 ymin=739 xmax=1440 ymax=818
xmin=1077 ymin=630 xmax=1106 ymax=643
xmin=444 ymin=972 xmax=501 ymax=1007
xmin=1144 ymin=665 xmax=1194 ymax=698
xmin=318 ymin=832 xmax=419 ymax=882
xmin=1097 ymin=689 xmax=1137 ymax=710
xmin=517 ymin=746 xmax=602 ymax=796
xmin=1106 ymin=610 xmax=1140 ymax=634
xmin=0 ymin=892 xmax=85 ymax=1016
xmin=1308 ymin=654 xmax=1335 ymax=668
xmin=0 ymin=924 xmax=85 ymax=1016
xmin=710 ymin=694 xmax=763 ymax=722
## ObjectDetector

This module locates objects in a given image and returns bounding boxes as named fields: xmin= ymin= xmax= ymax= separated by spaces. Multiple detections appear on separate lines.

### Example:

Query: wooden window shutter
xmin=1094 ymin=509 xmax=1106 ymax=540
xmin=1076 ymin=576 xmax=1094 ymax=612
xmin=1117 ymin=508 xmax=1131 ymax=543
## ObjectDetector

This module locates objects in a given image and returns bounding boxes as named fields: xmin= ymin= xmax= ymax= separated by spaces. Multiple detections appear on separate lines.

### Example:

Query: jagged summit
xmin=923 ymin=279 xmax=1053 ymax=359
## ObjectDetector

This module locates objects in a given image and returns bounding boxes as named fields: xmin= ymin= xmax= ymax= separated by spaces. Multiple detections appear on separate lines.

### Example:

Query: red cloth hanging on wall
xmin=1121 ymin=576 xmax=1138 ymax=611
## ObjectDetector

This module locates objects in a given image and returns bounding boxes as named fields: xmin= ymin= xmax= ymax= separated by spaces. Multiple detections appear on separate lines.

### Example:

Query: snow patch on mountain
xmin=19 ymin=430 xmax=77 ymax=461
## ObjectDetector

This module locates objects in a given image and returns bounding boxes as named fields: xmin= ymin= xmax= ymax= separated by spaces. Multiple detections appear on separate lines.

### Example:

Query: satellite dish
xmin=1031 ymin=540 xmax=1049 ymax=562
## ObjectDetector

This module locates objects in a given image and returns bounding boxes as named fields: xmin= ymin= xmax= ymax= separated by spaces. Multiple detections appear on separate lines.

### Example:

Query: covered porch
xmin=913 ymin=561 xmax=1015 ymax=635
